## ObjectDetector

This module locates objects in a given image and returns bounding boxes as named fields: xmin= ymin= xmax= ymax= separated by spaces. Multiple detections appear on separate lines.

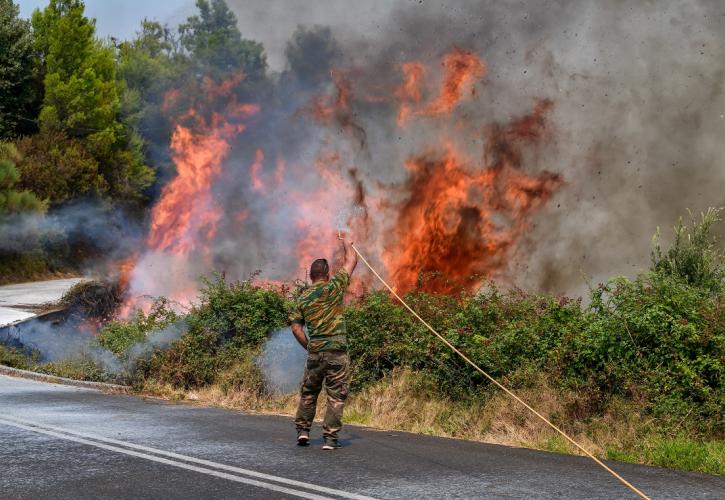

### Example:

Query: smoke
xmin=6 ymin=0 xmax=722 ymax=319
xmin=257 ymin=327 xmax=307 ymax=394
xmin=0 ymin=315 xmax=186 ymax=378
xmin=216 ymin=0 xmax=725 ymax=299
xmin=0 ymin=199 xmax=143 ymax=272
xmin=125 ymin=320 xmax=187 ymax=369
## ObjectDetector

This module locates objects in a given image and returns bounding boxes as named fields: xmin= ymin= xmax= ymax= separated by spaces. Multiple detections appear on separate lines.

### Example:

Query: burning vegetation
xmin=118 ymin=47 xmax=564 ymax=312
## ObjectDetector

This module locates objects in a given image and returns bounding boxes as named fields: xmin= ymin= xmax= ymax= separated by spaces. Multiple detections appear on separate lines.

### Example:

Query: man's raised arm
xmin=341 ymin=234 xmax=358 ymax=276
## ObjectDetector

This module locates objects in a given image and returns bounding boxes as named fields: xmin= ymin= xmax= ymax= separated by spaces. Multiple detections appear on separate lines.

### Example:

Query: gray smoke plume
xmin=1 ymin=316 xmax=186 ymax=379
xmin=0 ymin=199 xmax=143 ymax=273
xmin=211 ymin=0 xmax=725 ymax=300
xmin=257 ymin=327 xmax=307 ymax=394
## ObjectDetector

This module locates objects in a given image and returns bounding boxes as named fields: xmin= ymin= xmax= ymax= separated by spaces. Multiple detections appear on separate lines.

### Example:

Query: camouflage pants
xmin=294 ymin=350 xmax=350 ymax=439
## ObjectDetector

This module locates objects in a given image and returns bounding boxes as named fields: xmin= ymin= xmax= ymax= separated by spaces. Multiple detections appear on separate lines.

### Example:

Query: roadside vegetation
xmin=0 ymin=0 xmax=722 ymax=478
xmin=3 ymin=208 xmax=721 ymax=475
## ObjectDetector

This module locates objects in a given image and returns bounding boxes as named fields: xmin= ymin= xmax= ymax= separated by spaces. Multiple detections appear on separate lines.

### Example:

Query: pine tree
xmin=179 ymin=0 xmax=266 ymax=81
xmin=0 ymin=0 xmax=40 ymax=139
xmin=28 ymin=0 xmax=153 ymax=203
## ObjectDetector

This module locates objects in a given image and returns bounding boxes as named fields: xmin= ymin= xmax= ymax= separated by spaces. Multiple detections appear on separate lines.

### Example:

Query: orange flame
xmin=119 ymin=75 xmax=258 ymax=315
xmin=425 ymin=48 xmax=486 ymax=115
xmin=396 ymin=62 xmax=424 ymax=126
xmin=249 ymin=148 xmax=266 ymax=192
xmin=385 ymin=101 xmax=561 ymax=294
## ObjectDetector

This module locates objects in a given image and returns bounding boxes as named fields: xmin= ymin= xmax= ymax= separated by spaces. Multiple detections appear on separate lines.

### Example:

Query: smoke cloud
xmin=257 ymin=327 xmax=307 ymax=394
xmin=0 ymin=199 xmax=143 ymax=275
xmin=0 ymin=315 xmax=186 ymax=377
xmin=212 ymin=0 xmax=724 ymax=299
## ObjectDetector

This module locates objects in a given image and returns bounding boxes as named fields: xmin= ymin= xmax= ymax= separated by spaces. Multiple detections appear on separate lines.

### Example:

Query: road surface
xmin=0 ymin=375 xmax=722 ymax=499
xmin=0 ymin=278 xmax=84 ymax=326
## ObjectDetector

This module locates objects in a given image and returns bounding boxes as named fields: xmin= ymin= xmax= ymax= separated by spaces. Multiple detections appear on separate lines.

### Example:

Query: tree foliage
xmin=0 ymin=142 xmax=45 ymax=213
xmin=28 ymin=0 xmax=153 ymax=203
xmin=15 ymin=128 xmax=105 ymax=202
xmin=179 ymin=0 xmax=266 ymax=81
xmin=0 ymin=0 xmax=40 ymax=139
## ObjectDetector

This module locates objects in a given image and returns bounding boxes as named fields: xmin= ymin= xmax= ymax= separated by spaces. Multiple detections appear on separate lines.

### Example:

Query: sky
xmin=17 ymin=0 xmax=196 ymax=44
xmin=16 ymin=0 xmax=405 ymax=71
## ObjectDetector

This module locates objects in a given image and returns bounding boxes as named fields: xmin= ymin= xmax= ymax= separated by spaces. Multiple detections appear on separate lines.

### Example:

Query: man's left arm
xmin=291 ymin=322 xmax=308 ymax=350
xmin=289 ymin=305 xmax=308 ymax=350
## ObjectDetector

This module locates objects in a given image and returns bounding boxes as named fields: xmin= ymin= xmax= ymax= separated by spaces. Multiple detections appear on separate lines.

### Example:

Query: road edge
xmin=0 ymin=364 xmax=130 ymax=393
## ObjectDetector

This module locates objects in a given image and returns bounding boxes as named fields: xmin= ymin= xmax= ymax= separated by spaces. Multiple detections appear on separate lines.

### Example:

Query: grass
xmin=0 ymin=252 xmax=78 ymax=285
xmin=0 ymin=345 xmax=30 ymax=369
xmin=607 ymin=438 xmax=724 ymax=476
xmin=136 ymin=365 xmax=723 ymax=476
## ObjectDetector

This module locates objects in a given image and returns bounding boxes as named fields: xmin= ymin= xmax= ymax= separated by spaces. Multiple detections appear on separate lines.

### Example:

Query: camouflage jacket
xmin=290 ymin=269 xmax=350 ymax=352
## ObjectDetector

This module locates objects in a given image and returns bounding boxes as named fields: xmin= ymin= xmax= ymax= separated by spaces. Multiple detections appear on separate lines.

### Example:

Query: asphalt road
xmin=0 ymin=278 xmax=83 ymax=326
xmin=0 ymin=375 xmax=722 ymax=499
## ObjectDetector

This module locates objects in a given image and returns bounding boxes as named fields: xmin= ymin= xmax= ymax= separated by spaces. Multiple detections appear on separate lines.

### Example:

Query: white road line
xmin=0 ymin=417 xmax=372 ymax=500
xmin=0 ymin=415 xmax=375 ymax=500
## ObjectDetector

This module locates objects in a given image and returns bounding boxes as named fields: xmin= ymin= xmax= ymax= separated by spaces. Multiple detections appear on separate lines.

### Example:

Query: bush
xmin=36 ymin=355 xmax=108 ymax=382
xmin=562 ymin=273 xmax=724 ymax=434
xmin=191 ymin=274 xmax=289 ymax=346
xmin=131 ymin=275 xmax=289 ymax=389
xmin=0 ymin=345 xmax=30 ymax=369
xmin=97 ymin=298 xmax=177 ymax=356
xmin=346 ymin=286 xmax=585 ymax=398
xmin=652 ymin=207 xmax=724 ymax=294
xmin=145 ymin=325 xmax=219 ymax=388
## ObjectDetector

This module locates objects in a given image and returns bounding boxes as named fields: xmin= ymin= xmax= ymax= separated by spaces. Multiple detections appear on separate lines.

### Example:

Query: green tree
xmin=30 ymin=0 xmax=153 ymax=202
xmin=16 ymin=128 xmax=105 ymax=202
xmin=179 ymin=0 xmax=266 ymax=81
xmin=0 ymin=143 xmax=45 ymax=214
xmin=0 ymin=0 xmax=41 ymax=139
xmin=117 ymin=20 xmax=181 ymax=170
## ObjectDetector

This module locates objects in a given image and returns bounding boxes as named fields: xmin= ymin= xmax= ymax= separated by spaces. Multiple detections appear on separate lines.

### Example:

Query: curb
xmin=0 ymin=364 xmax=131 ymax=393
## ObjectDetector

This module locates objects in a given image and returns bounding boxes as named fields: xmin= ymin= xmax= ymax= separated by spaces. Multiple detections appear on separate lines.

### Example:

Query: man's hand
xmin=338 ymin=231 xmax=358 ymax=276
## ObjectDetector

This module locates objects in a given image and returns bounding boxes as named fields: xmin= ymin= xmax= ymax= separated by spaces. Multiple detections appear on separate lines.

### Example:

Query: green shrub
xmin=137 ymin=275 xmax=289 ymax=389
xmin=652 ymin=207 xmax=723 ymax=294
xmin=0 ymin=345 xmax=30 ymax=369
xmin=144 ymin=325 xmax=219 ymax=388
xmin=36 ymin=355 xmax=107 ymax=382
xmin=346 ymin=287 xmax=585 ymax=398
xmin=191 ymin=273 xmax=289 ymax=346
xmin=561 ymin=273 xmax=723 ymax=434
xmin=97 ymin=298 xmax=177 ymax=356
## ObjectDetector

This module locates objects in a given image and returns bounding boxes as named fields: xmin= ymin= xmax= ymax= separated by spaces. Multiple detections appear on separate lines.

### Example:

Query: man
xmin=290 ymin=234 xmax=358 ymax=450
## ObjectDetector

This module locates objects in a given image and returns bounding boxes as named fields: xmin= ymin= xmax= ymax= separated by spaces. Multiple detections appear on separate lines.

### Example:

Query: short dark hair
xmin=310 ymin=258 xmax=329 ymax=281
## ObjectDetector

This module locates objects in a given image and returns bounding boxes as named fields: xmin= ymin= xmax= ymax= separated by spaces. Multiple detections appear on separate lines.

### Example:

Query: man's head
xmin=310 ymin=258 xmax=330 ymax=282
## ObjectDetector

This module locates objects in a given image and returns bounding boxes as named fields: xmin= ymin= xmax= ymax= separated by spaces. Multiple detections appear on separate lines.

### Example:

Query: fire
xmin=119 ymin=75 xmax=258 ymax=315
xmin=249 ymin=149 xmax=265 ymax=192
xmin=147 ymin=103 xmax=258 ymax=255
xmin=385 ymin=109 xmax=563 ymax=294
xmin=381 ymin=52 xmax=557 ymax=294
xmin=116 ymin=47 xmax=562 ymax=317
xmin=396 ymin=62 xmax=424 ymax=126
xmin=425 ymin=48 xmax=486 ymax=115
